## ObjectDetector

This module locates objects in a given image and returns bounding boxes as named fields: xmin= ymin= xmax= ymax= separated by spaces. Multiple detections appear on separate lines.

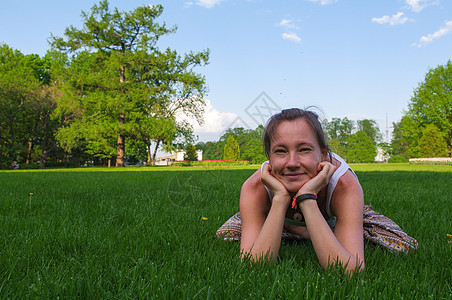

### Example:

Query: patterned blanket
xmin=216 ymin=205 xmax=418 ymax=253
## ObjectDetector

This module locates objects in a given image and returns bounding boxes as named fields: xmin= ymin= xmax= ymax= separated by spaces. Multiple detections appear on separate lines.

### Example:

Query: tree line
xmin=194 ymin=118 xmax=382 ymax=164
xmin=0 ymin=1 xmax=209 ymax=169
xmin=195 ymin=58 xmax=452 ymax=164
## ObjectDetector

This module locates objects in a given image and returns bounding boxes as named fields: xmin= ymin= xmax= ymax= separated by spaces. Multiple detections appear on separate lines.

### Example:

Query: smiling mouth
xmin=284 ymin=173 xmax=304 ymax=179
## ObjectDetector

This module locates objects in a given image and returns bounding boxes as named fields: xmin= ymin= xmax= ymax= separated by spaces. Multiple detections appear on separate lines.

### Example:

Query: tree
xmin=195 ymin=141 xmax=216 ymax=160
xmin=406 ymin=60 xmax=452 ymax=155
xmin=184 ymin=144 xmax=197 ymax=161
xmin=324 ymin=117 xmax=354 ymax=142
xmin=328 ymin=138 xmax=347 ymax=158
xmin=0 ymin=45 xmax=65 ymax=169
xmin=0 ymin=45 xmax=33 ymax=166
xmin=236 ymin=125 xmax=265 ymax=163
xmin=357 ymin=119 xmax=382 ymax=145
xmin=419 ymin=124 xmax=448 ymax=158
xmin=51 ymin=1 xmax=209 ymax=167
xmin=390 ymin=116 xmax=422 ymax=158
xmin=323 ymin=117 xmax=354 ymax=160
xmin=27 ymin=83 xmax=62 ymax=168
xmin=346 ymin=131 xmax=376 ymax=163
xmin=224 ymin=135 xmax=240 ymax=161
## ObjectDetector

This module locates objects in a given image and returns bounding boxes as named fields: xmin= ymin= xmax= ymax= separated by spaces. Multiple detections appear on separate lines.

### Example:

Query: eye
xmin=299 ymin=147 xmax=312 ymax=152
xmin=274 ymin=148 xmax=286 ymax=154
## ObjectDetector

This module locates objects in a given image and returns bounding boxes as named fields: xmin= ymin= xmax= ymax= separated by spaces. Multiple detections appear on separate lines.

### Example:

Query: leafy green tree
xmin=27 ymin=83 xmax=62 ymax=168
xmin=51 ymin=1 xmax=209 ymax=167
xmin=237 ymin=125 xmax=265 ymax=163
xmin=419 ymin=124 xmax=448 ymax=158
xmin=224 ymin=135 xmax=240 ymax=161
xmin=346 ymin=131 xmax=376 ymax=163
xmin=197 ymin=125 xmax=265 ymax=163
xmin=328 ymin=138 xmax=347 ymax=158
xmin=406 ymin=60 xmax=452 ymax=154
xmin=323 ymin=117 xmax=354 ymax=160
xmin=241 ymin=138 xmax=266 ymax=163
xmin=184 ymin=144 xmax=197 ymax=161
xmin=195 ymin=141 xmax=213 ymax=160
xmin=391 ymin=116 xmax=422 ymax=158
xmin=0 ymin=46 xmax=64 ymax=169
xmin=0 ymin=45 xmax=32 ymax=165
xmin=357 ymin=119 xmax=382 ymax=145
xmin=324 ymin=117 xmax=354 ymax=142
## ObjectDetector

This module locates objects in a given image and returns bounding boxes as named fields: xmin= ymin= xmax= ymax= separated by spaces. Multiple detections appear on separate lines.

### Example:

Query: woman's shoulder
xmin=240 ymin=169 xmax=270 ymax=207
xmin=331 ymin=168 xmax=363 ymax=209
xmin=242 ymin=169 xmax=265 ymax=192
xmin=330 ymin=154 xmax=363 ymax=212
xmin=335 ymin=170 xmax=361 ymax=192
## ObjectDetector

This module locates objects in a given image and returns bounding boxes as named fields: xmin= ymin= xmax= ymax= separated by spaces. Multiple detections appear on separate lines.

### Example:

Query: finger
xmin=261 ymin=161 xmax=271 ymax=176
xmin=260 ymin=162 xmax=272 ymax=184
xmin=318 ymin=162 xmax=336 ymax=175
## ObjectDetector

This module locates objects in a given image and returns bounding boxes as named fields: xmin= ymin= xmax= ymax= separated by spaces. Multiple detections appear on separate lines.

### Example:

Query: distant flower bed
xmin=409 ymin=158 xmax=452 ymax=165
xmin=172 ymin=160 xmax=250 ymax=166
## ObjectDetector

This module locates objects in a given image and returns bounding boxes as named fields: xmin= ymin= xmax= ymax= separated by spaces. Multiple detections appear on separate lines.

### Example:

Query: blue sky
xmin=1 ymin=0 xmax=451 ymax=143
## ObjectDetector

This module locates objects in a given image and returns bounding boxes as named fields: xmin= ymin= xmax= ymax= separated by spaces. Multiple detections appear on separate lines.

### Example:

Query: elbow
xmin=241 ymin=249 xmax=278 ymax=264
xmin=325 ymin=257 xmax=365 ymax=276
xmin=346 ymin=260 xmax=365 ymax=277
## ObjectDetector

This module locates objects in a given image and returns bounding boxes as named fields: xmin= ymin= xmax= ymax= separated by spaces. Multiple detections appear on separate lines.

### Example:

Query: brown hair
xmin=263 ymin=108 xmax=330 ymax=159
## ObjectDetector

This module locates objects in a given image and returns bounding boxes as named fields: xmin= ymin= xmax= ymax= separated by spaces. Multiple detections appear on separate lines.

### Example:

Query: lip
xmin=283 ymin=173 xmax=304 ymax=180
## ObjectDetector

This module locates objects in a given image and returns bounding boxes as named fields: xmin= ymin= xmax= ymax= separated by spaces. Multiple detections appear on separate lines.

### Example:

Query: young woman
xmin=238 ymin=108 xmax=364 ymax=274
xmin=217 ymin=108 xmax=418 ymax=274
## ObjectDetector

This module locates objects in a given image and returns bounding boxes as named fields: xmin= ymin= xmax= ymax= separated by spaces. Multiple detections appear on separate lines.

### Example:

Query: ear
xmin=321 ymin=149 xmax=328 ymax=161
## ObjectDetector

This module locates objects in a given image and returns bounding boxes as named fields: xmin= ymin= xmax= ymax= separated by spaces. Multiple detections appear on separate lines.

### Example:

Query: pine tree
xmin=184 ymin=144 xmax=197 ymax=161
xmin=223 ymin=135 xmax=240 ymax=161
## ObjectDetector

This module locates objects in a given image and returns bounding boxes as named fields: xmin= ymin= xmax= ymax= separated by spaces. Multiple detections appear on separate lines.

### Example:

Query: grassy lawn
xmin=0 ymin=164 xmax=451 ymax=298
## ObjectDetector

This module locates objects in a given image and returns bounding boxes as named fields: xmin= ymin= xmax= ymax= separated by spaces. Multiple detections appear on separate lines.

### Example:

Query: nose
xmin=286 ymin=152 xmax=300 ymax=168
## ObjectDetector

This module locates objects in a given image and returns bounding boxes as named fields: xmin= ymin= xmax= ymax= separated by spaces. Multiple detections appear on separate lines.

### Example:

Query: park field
xmin=0 ymin=164 xmax=451 ymax=298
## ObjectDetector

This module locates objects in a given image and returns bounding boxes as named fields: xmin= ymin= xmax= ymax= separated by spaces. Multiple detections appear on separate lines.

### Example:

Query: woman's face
xmin=268 ymin=118 xmax=326 ymax=193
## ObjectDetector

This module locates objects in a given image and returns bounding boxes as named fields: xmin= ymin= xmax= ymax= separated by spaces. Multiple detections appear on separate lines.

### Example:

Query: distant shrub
xmin=388 ymin=156 xmax=409 ymax=163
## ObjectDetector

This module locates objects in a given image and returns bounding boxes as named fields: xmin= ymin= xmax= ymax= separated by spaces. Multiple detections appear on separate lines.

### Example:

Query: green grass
xmin=0 ymin=164 xmax=451 ymax=299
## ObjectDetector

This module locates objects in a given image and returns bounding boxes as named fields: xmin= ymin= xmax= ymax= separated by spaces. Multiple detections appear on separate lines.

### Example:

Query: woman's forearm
xmin=300 ymin=200 xmax=362 ymax=273
xmin=247 ymin=198 xmax=288 ymax=262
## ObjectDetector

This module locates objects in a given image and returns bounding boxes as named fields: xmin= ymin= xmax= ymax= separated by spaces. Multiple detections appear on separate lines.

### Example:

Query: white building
xmin=155 ymin=149 xmax=203 ymax=166
xmin=375 ymin=147 xmax=389 ymax=162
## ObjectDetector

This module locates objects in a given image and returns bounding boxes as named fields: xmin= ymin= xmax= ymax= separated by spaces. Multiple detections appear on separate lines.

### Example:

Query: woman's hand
xmin=297 ymin=161 xmax=336 ymax=196
xmin=260 ymin=162 xmax=290 ymax=200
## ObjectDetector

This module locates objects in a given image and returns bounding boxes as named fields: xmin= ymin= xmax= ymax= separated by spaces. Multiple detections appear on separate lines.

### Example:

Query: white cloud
xmin=405 ymin=0 xmax=437 ymax=13
xmin=282 ymin=32 xmax=302 ymax=43
xmin=307 ymin=0 xmax=338 ymax=5
xmin=179 ymin=100 xmax=238 ymax=133
xmin=412 ymin=20 xmax=452 ymax=47
xmin=279 ymin=18 xmax=301 ymax=43
xmin=184 ymin=2 xmax=194 ymax=8
xmin=195 ymin=0 xmax=223 ymax=8
xmin=279 ymin=18 xmax=299 ymax=30
xmin=372 ymin=12 xmax=412 ymax=26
